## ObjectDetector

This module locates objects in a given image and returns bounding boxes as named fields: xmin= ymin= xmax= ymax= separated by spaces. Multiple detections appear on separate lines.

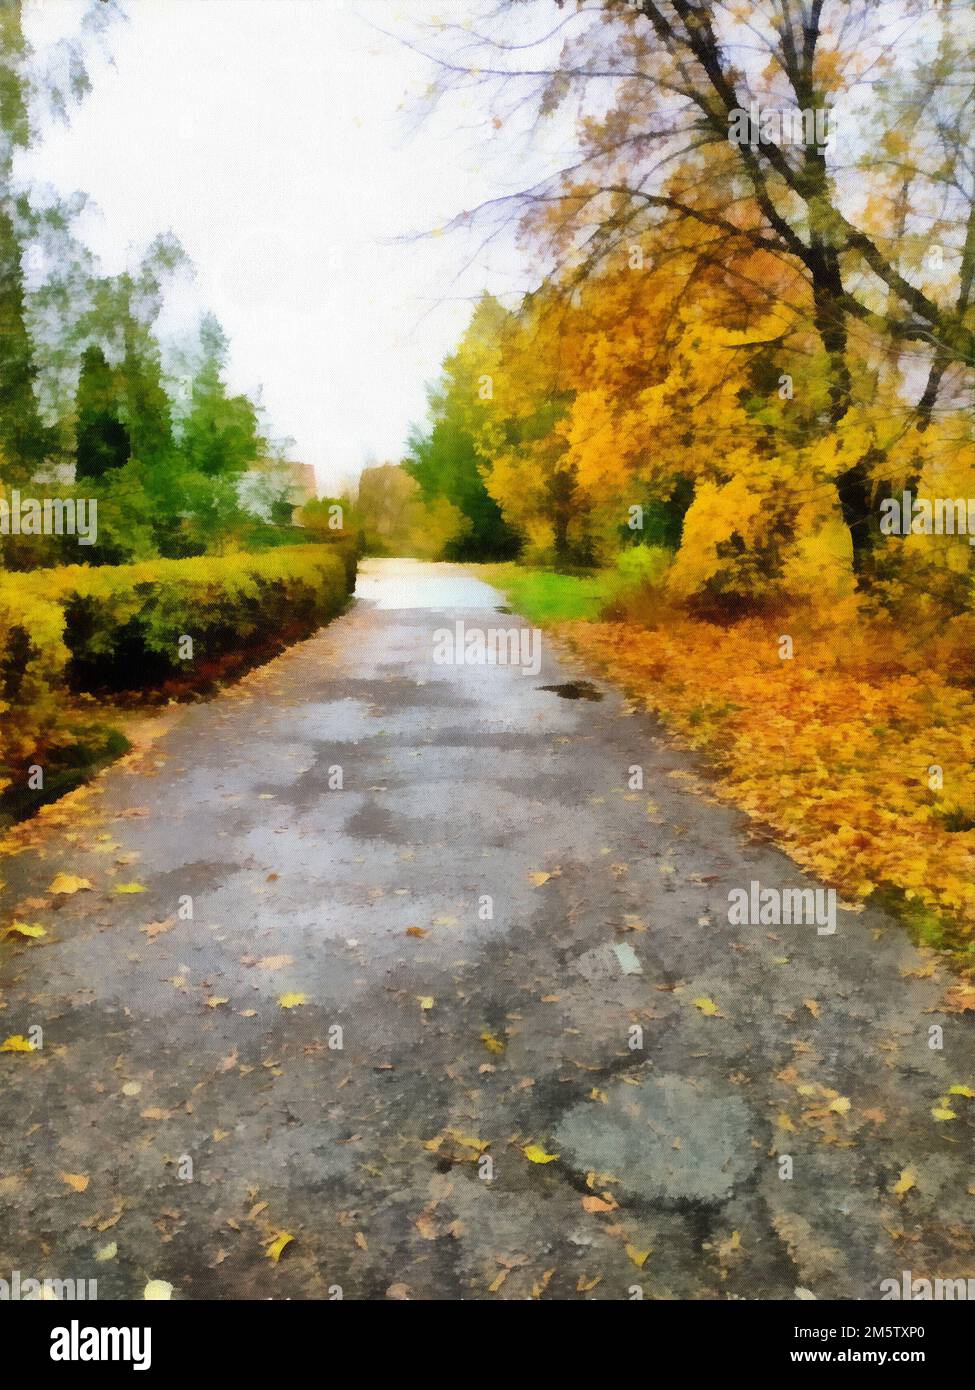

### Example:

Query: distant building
xmin=287 ymin=463 xmax=318 ymax=521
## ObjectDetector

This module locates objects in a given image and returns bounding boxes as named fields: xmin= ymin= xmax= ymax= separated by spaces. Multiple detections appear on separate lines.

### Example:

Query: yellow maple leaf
xmin=523 ymin=1143 xmax=559 ymax=1164
xmin=693 ymin=996 xmax=721 ymax=1016
xmin=61 ymin=1172 xmax=89 ymax=1192
xmin=277 ymin=993 xmax=306 ymax=1009
xmin=114 ymin=882 xmax=146 ymax=894
xmin=0 ymin=1034 xmax=34 ymax=1052
xmin=48 ymin=874 xmax=91 ymax=895
xmin=891 ymin=1169 xmax=916 ymax=1197
xmin=446 ymin=1129 xmax=489 ymax=1154
xmin=626 ymin=1244 xmax=651 ymax=1268
xmin=2 ymin=922 xmax=46 ymax=940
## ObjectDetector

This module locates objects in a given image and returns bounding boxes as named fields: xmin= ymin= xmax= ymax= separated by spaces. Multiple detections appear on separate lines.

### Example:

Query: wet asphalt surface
xmin=1 ymin=557 xmax=974 ymax=1300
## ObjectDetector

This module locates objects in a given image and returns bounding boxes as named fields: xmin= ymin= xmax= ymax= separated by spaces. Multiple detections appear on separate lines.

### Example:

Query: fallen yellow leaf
xmin=2 ymin=921 xmax=46 ymax=940
xmin=0 ymin=1034 xmax=34 ymax=1053
xmin=266 ymin=1231 xmax=294 ymax=1263
xmin=718 ymin=1230 xmax=742 ymax=1259
xmin=143 ymin=1280 xmax=173 ymax=1300
xmin=626 ymin=1244 xmax=651 ymax=1268
xmin=278 ymin=993 xmax=306 ymax=1009
xmin=61 ymin=1172 xmax=89 ymax=1193
xmin=523 ymin=1143 xmax=559 ymax=1164
xmin=693 ymin=996 xmax=720 ymax=1016
xmin=48 ymin=874 xmax=91 ymax=895
xmin=446 ymin=1129 xmax=489 ymax=1153
xmin=891 ymin=1169 xmax=916 ymax=1197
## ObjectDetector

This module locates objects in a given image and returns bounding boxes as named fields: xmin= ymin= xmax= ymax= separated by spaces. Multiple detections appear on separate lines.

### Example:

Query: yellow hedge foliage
xmin=0 ymin=544 xmax=354 ymax=795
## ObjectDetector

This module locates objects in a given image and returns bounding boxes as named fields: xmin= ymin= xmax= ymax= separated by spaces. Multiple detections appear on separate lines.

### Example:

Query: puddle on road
xmin=537 ymin=680 xmax=604 ymax=701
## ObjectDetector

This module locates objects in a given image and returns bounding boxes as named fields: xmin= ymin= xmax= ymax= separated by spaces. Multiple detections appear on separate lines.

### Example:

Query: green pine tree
xmin=74 ymin=344 xmax=130 ymax=480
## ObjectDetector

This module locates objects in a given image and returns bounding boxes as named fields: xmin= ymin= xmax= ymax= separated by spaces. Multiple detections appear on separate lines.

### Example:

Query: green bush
xmin=612 ymin=544 xmax=672 ymax=590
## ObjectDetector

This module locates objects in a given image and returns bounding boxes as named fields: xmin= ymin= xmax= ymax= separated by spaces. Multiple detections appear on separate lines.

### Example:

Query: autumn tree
xmin=418 ymin=0 xmax=975 ymax=577
xmin=460 ymin=288 xmax=587 ymax=563
xmin=405 ymin=296 xmax=520 ymax=560
xmin=357 ymin=462 xmax=470 ymax=558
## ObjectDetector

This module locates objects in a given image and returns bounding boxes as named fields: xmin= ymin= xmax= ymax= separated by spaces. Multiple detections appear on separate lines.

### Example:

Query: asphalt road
xmin=1 ymin=558 xmax=973 ymax=1300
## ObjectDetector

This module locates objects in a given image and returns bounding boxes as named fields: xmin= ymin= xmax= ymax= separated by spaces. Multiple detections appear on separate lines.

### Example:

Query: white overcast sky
xmin=19 ymin=0 xmax=572 ymax=493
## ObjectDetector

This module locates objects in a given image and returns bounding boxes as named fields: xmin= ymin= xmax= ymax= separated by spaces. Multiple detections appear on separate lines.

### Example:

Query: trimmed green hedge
xmin=0 ymin=543 xmax=355 ymax=795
